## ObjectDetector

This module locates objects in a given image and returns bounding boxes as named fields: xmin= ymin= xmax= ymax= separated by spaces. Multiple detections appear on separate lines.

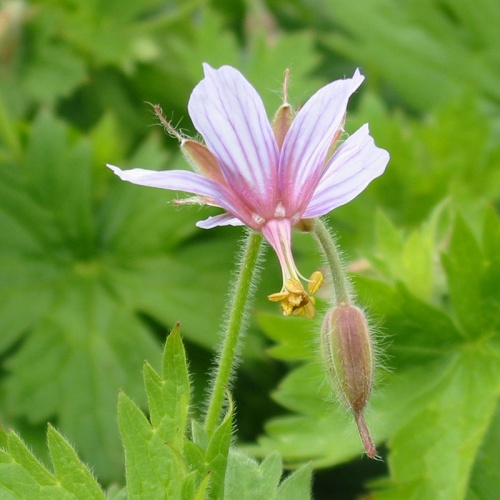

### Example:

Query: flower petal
xmin=107 ymin=163 xmax=219 ymax=195
xmin=302 ymin=124 xmax=389 ymax=218
xmin=261 ymin=218 xmax=299 ymax=284
xmin=279 ymin=69 xmax=365 ymax=216
xmin=188 ymin=64 xmax=280 ymax=217
xmin=196 ymin=213 xmax=245 ymax=229
xmin=106 ymin=163 xmax=248 ymax=222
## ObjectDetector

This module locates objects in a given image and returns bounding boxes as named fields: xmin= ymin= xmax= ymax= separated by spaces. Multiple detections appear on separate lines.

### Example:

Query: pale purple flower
xmin=108 ymin=64 xmax=389 ymax=317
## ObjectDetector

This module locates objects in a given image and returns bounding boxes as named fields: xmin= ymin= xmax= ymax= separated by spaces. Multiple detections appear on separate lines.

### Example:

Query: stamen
xmin=285 ymin=278 xmax=304 ymax=294
xmin=308 ymin=271 xmax=324 ymax=294
xmin=267 ymin=271 xmax=324 ymax=319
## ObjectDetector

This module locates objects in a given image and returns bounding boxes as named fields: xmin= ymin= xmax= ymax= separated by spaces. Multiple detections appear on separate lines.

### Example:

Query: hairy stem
xmin=204 ymin=231 xmax=264 ymax=435
xmin=312 ymin=218 xmax=351 ymax=305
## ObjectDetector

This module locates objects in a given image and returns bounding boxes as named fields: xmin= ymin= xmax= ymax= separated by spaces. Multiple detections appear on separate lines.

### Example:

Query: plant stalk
xmin=312 ymin=218 xmax=351 ymax=306
xmin=204 ymin=231 xmax=263 ymax=435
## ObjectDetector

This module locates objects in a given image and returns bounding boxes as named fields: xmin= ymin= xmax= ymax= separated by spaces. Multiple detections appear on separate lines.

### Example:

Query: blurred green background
xmin=1 ymin=0 xmax=499 ymax=498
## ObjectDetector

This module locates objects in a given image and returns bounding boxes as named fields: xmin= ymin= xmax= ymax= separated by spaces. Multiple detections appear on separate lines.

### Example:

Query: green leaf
xmin=106 ymin=484 xmax=128 ymax=500
xmin=373 ymin=211 xmax=404 ymax=273
xmin=442 ymin=215 xmax=484 ymax=337
xmin=144 ymin=323 xmax=190 ymax=450
xmin=360 ymin=279 xmax=464 ymax=367
xmin=481 ymin=207 xmax=500 ymax=334
xmin=190 ymin=471 xmax=211 ymax=500
xmin=118 ymin=392 xmax=184 ymax=498
xmin=23 ymin=42 xmax=86 ymax=104
xmin=224 ymin=451 xmax=312 ymax=500
xmin=204 ymin=404 xmax=234 ymax=500
xmin=224 ymin=451 xmax=281 ymax=499
xmin=0 ymin=446 xmax=59 ymax=500
xmin=4 ymin=282 xmax=160 ymax=481
xmin=47 ymin=427 xmax=105 ymax=499
xmin=371 ymin=206 xmax=448 ymax=301
xmin=466 ymin=399 xmax=500 ymax=500
xmin=117 ymin=327 xmax=203 ymax=498
xmin=257 ymin=313 xmax=317 ymax=361
xmin=0 ymin=428 xmax=105 ymax=499
xmin=372 ymin=350 xmax=500 ymax=499
xmin=276 ymin=463 xmax=313 ymax=500
xmin=7 ymin=432 xmax=54 ymax=487
xmin=321 ymin=0 xmax=500 ymax=111
xmin=183 ymin=439 xmax=206 ymax=476
xmin=190 ymin=420 xmax=210 ymax=451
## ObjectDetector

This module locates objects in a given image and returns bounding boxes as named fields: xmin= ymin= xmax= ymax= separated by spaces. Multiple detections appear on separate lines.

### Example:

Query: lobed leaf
xmin=0 ymin=428 xmax=104 ymax=499
xmin=118 ymin=392 xmax=184 ymax=498
xmin=47 ymin=427 xmax=105 ymax=499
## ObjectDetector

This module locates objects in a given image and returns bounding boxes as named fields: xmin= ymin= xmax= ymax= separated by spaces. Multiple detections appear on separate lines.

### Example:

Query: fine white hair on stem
xmin=202 ymin=229 xmax=266 ymax=420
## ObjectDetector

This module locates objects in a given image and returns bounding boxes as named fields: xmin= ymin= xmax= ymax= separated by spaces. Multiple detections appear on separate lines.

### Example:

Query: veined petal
xmin=106 ymin=164 xmax=250 ymax=224
xmin=302 ymin=124 xmax=389 ymax=218
xmin=188 ymin=64 xmax=280 ymax=217
xmin=279 ymin=69 xmax=365 ymax=216
xmin=107 ymin=163 xmax=221 ymax=196
xmin=196 ymin=213 xmax=245 ymax=229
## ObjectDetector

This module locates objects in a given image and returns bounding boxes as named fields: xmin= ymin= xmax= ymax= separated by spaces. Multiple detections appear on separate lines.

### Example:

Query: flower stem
xmin=204 ymin=231 xmax=264 ymax=436
xmin=312 ymin=218 xmax=351 ymax=306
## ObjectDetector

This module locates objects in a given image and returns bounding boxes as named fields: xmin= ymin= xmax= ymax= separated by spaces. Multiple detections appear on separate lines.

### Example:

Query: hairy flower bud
xmin=321 ymin=304 xmax=377 ymax=458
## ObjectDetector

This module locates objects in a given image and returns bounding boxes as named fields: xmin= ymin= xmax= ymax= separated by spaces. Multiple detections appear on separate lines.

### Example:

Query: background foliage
xmin=0 ymin=0 xmax=499 ymax=498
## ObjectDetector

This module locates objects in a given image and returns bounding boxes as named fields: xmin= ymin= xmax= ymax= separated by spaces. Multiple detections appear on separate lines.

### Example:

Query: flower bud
xmin=321 ymin=304 xmax=377 ymax=458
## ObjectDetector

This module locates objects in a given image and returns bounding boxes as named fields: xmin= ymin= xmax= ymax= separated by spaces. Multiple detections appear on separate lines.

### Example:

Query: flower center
xmin=261 ymin=218 xmax=324 ymax=318
xmin=268 ymin=271 xmax=324 ymax=319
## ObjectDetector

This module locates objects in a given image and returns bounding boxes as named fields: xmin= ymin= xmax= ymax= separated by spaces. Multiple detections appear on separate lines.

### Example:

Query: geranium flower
xmin=108 ymin=64 xmax=389 ymax=318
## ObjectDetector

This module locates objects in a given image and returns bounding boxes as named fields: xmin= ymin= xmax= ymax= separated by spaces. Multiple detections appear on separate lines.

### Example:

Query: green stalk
xmin=204 ymin=231 xmax=264 ymax=435
xmin=312 ymin=218 xmax=351 ymax=306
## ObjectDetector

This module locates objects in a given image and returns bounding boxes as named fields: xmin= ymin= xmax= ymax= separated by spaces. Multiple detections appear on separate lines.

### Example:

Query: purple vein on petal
xmin=189 ymin=65 xmax=279 ymax=215
xmin=279 ymin=70 xmax=365 ymax=215
xmin=106 ymin=164 xmax=249 ymax=223
xmin=302 ymin=125 xmax=389 ymax=218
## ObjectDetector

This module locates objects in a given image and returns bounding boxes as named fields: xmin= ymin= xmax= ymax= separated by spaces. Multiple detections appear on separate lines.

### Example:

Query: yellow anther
xmin=267 ymin=270 xmax=324 ymax=319
xmin=294 ymin=300 xmax=315 ymax=319
xmin=285 ymin=278 xmax=305 ymax=294
xmin=268 ymin=291 xmax=290 ymax=302
xmin=308 ymin=271 xmax=324 ymax=294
